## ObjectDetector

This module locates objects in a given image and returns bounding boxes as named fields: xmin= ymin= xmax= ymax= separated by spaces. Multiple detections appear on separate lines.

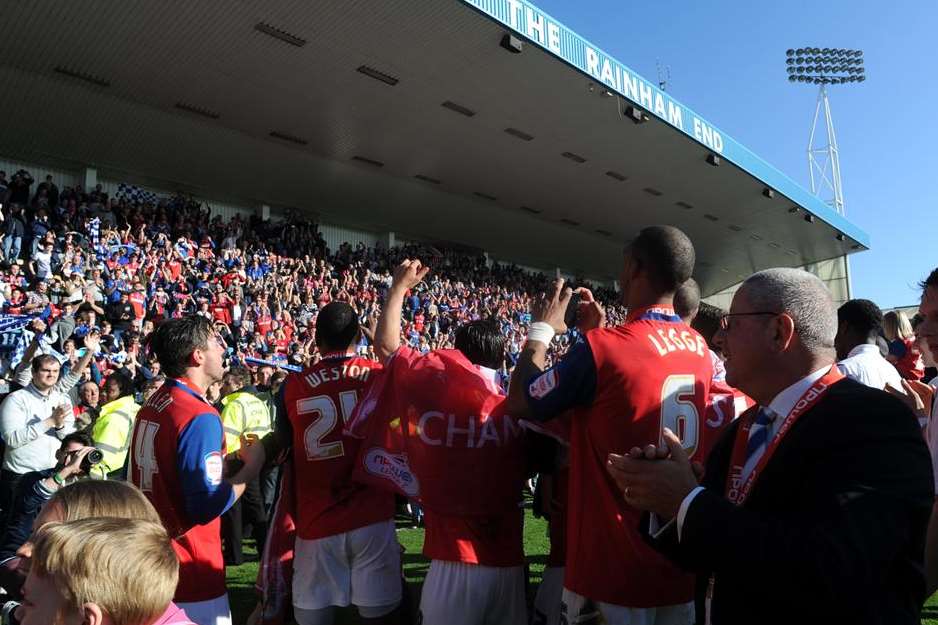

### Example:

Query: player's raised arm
xmin=374 ymin=259 xmax=429 ymax=363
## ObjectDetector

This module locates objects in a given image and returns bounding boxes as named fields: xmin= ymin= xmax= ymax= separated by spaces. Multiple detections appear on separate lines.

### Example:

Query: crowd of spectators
xmin=0 ymin=167 xmax=623 ymax=406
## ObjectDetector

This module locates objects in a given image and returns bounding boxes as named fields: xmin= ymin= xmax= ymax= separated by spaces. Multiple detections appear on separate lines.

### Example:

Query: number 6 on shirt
xmin=300 ymin=391 xmax=358 ymax=461
xmin=659 ymin=374 xmax=699 ymax=458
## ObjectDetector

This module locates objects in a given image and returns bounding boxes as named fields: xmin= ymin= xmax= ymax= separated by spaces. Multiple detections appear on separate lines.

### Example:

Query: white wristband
xmin=526 ymin=322 xmax=556 ymax=346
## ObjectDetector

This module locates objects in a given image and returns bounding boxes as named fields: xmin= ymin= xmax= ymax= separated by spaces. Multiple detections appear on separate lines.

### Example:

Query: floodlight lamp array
xmin=785 ymin=47 xmax=865 ymax=84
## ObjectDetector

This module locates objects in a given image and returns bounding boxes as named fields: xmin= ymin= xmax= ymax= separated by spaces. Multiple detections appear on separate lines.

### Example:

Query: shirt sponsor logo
xmin=528 ymin=370 xmax=558 ymax=399
xmin=363 ymin=448 xmax=419 ymax=496
xmin=204 ymin=451 xmax=224 ymax=486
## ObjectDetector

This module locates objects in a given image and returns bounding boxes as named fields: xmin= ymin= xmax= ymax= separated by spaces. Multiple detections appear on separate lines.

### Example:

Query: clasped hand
xmin=605 ymin=428 xmax=703 ymax=520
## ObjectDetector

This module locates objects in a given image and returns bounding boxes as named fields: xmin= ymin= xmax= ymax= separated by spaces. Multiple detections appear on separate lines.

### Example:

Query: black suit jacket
xmin=647 ymin=378 xmax=934 ymax=625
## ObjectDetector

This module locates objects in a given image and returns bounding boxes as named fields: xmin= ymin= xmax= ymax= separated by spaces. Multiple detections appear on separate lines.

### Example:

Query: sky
xmin=529 ymin=0 xmax=937 ymax=308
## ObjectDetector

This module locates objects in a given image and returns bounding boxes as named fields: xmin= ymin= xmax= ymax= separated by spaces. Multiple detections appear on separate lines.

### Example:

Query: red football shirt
xmin=524 ymin=306 xmax=713 ymax=607
xmin=129 ymin=378 xmax=229 ymax=603
xmin=423 ymin=508 xmax=524 ymax=567
xmin=281 ymin=355 xmax=394 ymax=540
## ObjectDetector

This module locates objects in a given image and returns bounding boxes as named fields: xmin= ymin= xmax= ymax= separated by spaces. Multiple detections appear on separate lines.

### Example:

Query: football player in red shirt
xmin=258 ymin=302 xmax=401 ymax=625
xmin=675 ymin=279 xmax=752 ymax=458
xmin=507 ymin=225 xmax=712 ymax=625
xmin=129 ymin=316 xmax=264 ymax=625
xmin=372 ymin=261 xmax=528 ymax=625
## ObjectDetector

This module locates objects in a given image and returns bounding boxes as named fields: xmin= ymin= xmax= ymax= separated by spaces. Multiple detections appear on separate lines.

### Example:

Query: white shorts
xmin=177 ymin=594 xmax=231 ymax=625
xmin=292 ymin=519 xmax=402 ymax=611
xmin=532 ymin=566 xmax=564 ymax=625
xmin=419 ymin=560 xmax=526 ymax=625
xmin=561 ymin=589 xmax=694 ymax=625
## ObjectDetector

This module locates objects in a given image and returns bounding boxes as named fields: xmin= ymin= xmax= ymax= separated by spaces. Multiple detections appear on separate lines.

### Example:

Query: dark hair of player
xmin=630 ymin=225 xmax=695 ymax=293
xmin=146 ymin=316 xmax=216 ymax=379
xmin=315 ymin=302 xmax=360 ymax=353
xmin=454 ymin=319 xmax=505 ymax=370
xmin=692 ymin=302 xmax=725 ymax=350
xmin=673 ymin=278 xmax=701 ymax=322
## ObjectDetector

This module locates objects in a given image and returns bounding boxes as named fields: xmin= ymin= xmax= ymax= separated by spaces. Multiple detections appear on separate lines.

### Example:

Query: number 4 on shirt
xmin=659 ymin=374 xmax=699 ymax=458
xmin=300 ymin=391 xmax=358 ymax=461
xmin=133 ymin=419 xmax=161 ymax=492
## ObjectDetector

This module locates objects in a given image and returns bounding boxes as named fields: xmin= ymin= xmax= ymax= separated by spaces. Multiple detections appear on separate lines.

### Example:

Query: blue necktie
xmin=741 ymin=407 xmax=777 ymax=481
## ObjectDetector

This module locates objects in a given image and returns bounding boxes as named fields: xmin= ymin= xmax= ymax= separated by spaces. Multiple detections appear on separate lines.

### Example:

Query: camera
xmin=1 ymin=600 xmax=20 ymax=625
xmin=81 ymin=449 xmax=104 ymax=473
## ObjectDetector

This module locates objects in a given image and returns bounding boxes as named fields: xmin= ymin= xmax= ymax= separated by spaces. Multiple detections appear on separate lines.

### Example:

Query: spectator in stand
xmin=91 ymin=371 xmax=140 ymax=479
xmin=28 ymin=209 xmax=52 ymax=258
xmin=7 ymin=171 xmax=33 ymax=207
xmin=884 ymin=310 xmax=925 ymax=381
xmin=142 ymin=376 xmax=166 ymax=403
xmin=29 ymin=241 xmax=53 ymax=282
xmin=108 ymin=290 xmax=136 ymax=345
xmin=75 ymin=380 xmax=100 ymax=429
xmin=835 ymin=299 xmax=904 ymax=392
xmin=0 ymin=355 xmax=76 ymax=520
xmin=32 ymin=175 xmax=59 ymax=212
xmin=2 ymin=204 xmax=24 ymax=263
xmin=0 ymin=431 xmax=96 ymax=597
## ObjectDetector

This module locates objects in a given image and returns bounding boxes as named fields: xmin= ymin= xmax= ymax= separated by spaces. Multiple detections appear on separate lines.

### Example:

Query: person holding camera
xmin=0 ymin=354 xmax=76 ymax=522
xmin=0 ymin=432 xmax=99 ymax=599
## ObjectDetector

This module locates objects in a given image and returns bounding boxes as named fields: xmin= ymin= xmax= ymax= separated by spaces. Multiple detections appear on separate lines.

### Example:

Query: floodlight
xmin=786 ymin=45 xmax=866 ymax=217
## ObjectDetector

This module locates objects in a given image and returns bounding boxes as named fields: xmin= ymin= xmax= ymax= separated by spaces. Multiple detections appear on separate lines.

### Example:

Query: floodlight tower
xmin=785 ymin=47 xmax=865 ymax=215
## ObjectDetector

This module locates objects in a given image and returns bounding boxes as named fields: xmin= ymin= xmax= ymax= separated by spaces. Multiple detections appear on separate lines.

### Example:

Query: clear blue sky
xmin=530 ymin=0 xmax=936 ymax=308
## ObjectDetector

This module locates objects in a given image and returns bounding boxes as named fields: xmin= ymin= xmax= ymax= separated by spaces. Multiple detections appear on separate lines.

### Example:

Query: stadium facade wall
xmin=702 ymin=256 xmax=851 ymax=310
xmin=96 ymin=179 xmax=258 ymax=224
xmin=318 ymin=224 xmax=381 ymax=254
xmin=0 ymin=157 xmax=81 ymax=190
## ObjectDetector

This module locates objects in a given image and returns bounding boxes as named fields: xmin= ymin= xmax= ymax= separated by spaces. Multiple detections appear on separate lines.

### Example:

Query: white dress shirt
xmin=923 ymin=377 xmax=938 ymax=491
xmin=674 ymin=366 xmax=831 ymax=540
xmin=837 ymin=343 xmax=903 ymax=393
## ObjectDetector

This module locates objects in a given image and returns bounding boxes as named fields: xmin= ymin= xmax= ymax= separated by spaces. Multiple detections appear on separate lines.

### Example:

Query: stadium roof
xmin=0 ymin=0 xmax=869 ymax=294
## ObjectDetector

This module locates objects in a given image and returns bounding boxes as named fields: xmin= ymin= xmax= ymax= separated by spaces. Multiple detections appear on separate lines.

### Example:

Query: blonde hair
xmin=883 ymin=310 xmax=914 ymax=342
xmin=50 ymin=480 xmax=160 ymax=524
xmin=32 ymin=517 xmax=178 ymax=625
